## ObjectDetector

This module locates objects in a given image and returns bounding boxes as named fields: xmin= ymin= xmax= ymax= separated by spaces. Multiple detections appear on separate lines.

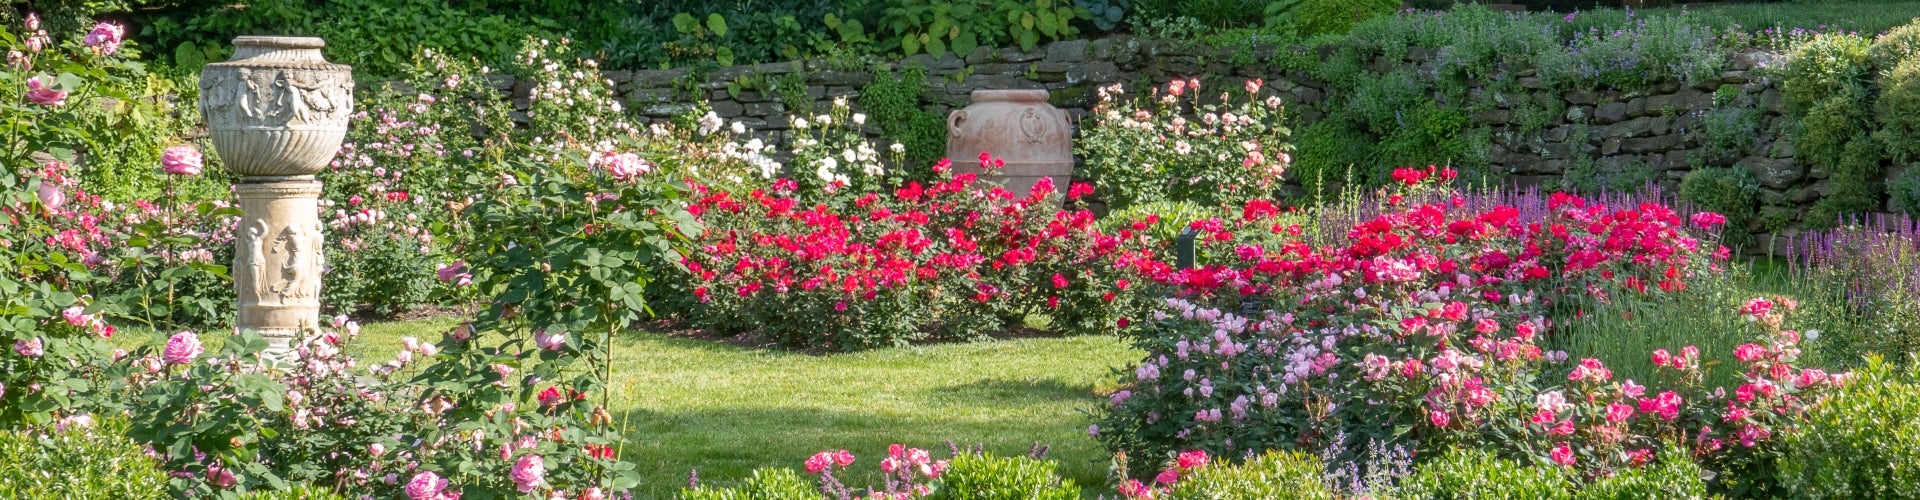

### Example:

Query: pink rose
xmin=832 ymin=449 xmax=856 ymax=467
xmin=602 ymin=152 xmax=648 ymax=181
xmin=1154 ymin=468 xmax=1180 ymax=484
xmin=1550 ymin=442 xmax=1576 ymax=466
xmin=62 ymin=306 xmax=87 ymax=326
xmin=1117 ymin=479 xmax=1152 ymax=499
xmin=1605 ymin=402 xmax=1635 ymax=423
xmin=206 ymin=464 xmax=237 ymax=489
xmin=1176 ymin=450 xmax=1209 ymax=470
xmin=580 ymin=487 xmax=606 ymax=500
xmin=83 ymin=22 xmax=124 ymax=55
xmin=1428 ymin=409 xmax=1451 ymax=428
xmin=13 ymin=337 xmax=44 ymax=358
xmin=805 ymin=451 xmax=832 ymax=474
xmin=510 ymin=454 xmax=546 ymax=493
xmin=34 ymin=178 xmax=65 ymax=209
xmin=162 ymin=145 xmax=204 ymax=176
xmin=1691 ymin=212 xmax=1728 ymax=229
xmin=163 ymin=331 xmax=202 ymax=365
xmin=534 ymin=329 xmax=567 ymax=351
xmin=405 ymin=471 xmax=450 ymax=500
xmin=26 ymin=75 xmax=66 ymax=106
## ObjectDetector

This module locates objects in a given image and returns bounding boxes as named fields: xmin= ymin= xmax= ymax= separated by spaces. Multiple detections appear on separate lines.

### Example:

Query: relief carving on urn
xmin=200 ymin=36 xmax=353 ymax=178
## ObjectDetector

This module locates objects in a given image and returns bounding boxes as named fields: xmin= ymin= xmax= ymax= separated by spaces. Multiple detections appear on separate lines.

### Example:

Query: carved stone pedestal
xmin=199 ymin=36 xmax=351 ymax=356
xmin=234 ymin=177 xmax=325 ymax=352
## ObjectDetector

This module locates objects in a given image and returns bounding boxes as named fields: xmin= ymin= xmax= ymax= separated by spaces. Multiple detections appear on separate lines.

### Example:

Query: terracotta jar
xmin=199 ymin=36 xmax=354 ymax=177
xmin=946 ymin=90 xmax=1073 ymax=198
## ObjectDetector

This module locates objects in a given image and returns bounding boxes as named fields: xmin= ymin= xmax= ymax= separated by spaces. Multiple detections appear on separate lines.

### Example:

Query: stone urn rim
xmin=970 ymin=89 xmax=1049 ymax=103
xmin=232 ymin=36 xmax=327 ymax=49
xmin=209 ymin=36 xmax=352 ymax=70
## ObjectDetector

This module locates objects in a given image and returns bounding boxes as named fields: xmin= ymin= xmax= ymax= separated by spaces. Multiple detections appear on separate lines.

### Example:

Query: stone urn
xmin=946 ymin=90 xmax=1073 ymax=198
xmin=199 ymin=36 xmax=352 ymax=353
xmin=200 ymin=36 xmax=353 ymax=177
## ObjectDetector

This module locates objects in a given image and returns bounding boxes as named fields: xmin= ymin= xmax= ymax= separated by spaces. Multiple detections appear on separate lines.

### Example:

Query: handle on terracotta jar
xmin=948 ymin=110 xmax=966 ymax=137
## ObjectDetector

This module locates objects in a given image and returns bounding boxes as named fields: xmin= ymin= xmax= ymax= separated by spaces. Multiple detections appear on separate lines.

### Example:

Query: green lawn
xmin=113 ymin=319 xmax=1141 ymax=497
xmin=1651 ymin=0 xmax=1920 ymax=35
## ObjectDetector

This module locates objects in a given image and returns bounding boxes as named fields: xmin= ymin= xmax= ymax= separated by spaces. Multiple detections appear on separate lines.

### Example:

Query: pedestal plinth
xmin=233 ymin=176 xmax=325 ymax=352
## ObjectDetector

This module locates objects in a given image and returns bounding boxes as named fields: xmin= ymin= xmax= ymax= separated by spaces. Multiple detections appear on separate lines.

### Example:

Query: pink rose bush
xmin=796 ymin=444 xmax=949 ymax=499
xmin=1094 ymin=169 xmax=1845 ymax=485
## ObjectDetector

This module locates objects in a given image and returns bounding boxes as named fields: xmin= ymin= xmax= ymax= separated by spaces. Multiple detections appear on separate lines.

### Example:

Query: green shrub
xmin=929 ymin=453 xmax=1080 ymax=500
xmin=1806 ymin=135 xmax=1886 ymax=227
xmin=859 ymin=64 xmax=947 ymax=174
xmin=1892 ymin=166 xmax=1920 ymax=216
xmin=1779 ymin=33 xmax=1874 ymax=114
xmin=1575 ymin=445 xmax=1710 ymax=500
xmin=1679 ymin=167 xmax=1760 ymax=234
xmin=1777 ymin=355 xmax=1920 ymax=499
xmin=1400 ymin=449 xmax=1573 ymax=500
xmin=1877 ymin=58 xmax=1920 ymax=164
xmin=241 ymin=484 xmax=351 ymax=499
xmin=1165 ymin=451 xmax=1335 ymax=500
xmin=0 ymin=423 xmax=169 ymax=500
xmin=1289 ymin=118 xmax=1376 ymax=198
xmin=1294 ymin=0 xmax=1399 ymax=36
xmin=679 ymin=468 xmax=820 ymax=500
xmin=1869 ymin=21 xmax=1920 ymax=72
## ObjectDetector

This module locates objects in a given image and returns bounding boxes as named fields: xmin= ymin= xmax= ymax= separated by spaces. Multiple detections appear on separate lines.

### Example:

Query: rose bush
xmin=1077 ymin=78 xmax=1295 ymax=210
xmin=664 ymin=156 xmax=1150 ymax=350
xmin=1093 ymin=169 xmax=1846 ymax=492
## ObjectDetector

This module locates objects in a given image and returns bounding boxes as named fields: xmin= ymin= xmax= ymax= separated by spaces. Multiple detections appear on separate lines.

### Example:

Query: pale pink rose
xmin=369 ymin=442 xmax=387 ymax=457
xmin=535 ymin=330 xmax=567 ymax=351
xmin=55 ymin=413 xmax=94 ymax=431
xmin=163 ymin=331 xmax=203 ymax=365
xmin=62 ymin=306 xmax=88 ymax=326
xmin=161 ymin=145 xmax=204 ymax=176
xmin=511 ymin=454 xmax=546 ymax=493
xmin=602 ymin=152 xmax=648 ymax=181
xmin=25 ymin=75 xmax=65 ymax=106
xmin=580 ymin=487 xmax=607 ymax=500
xmin=83 ymin=22 xmax=124 ymax=55
xmin=405 ymin=471 xmax=450 ymax=500
xmin=36 ymin=181 xmax=66 ymax=209
xmin=13 ymin=337 xmax=44 ymax=357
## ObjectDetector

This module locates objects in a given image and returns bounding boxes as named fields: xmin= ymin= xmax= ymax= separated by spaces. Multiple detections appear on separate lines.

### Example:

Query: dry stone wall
xmin=474 ymin=36 xmax=1870 ymax=238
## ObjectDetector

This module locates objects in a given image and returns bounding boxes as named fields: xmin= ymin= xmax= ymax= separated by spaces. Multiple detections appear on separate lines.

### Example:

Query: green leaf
xmin=902 ymin=34 xmax=922 ymax=55
xmin=671 ymin=13 xmax=698 ymax=34
xmin=824 ymin=13 xmax=842 ymax=29
xmin=953 ymin=32 xmax=979 ymax=57
xmin=926 ymin=37 xmax=947 ymax=57
xmin=1037 ymin=12 xmax=1058 ymax=38
xmin=715 ymin=46 xmax=735 ymax=66
xmin=706 ymin=13 xmax=729 ymax=37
